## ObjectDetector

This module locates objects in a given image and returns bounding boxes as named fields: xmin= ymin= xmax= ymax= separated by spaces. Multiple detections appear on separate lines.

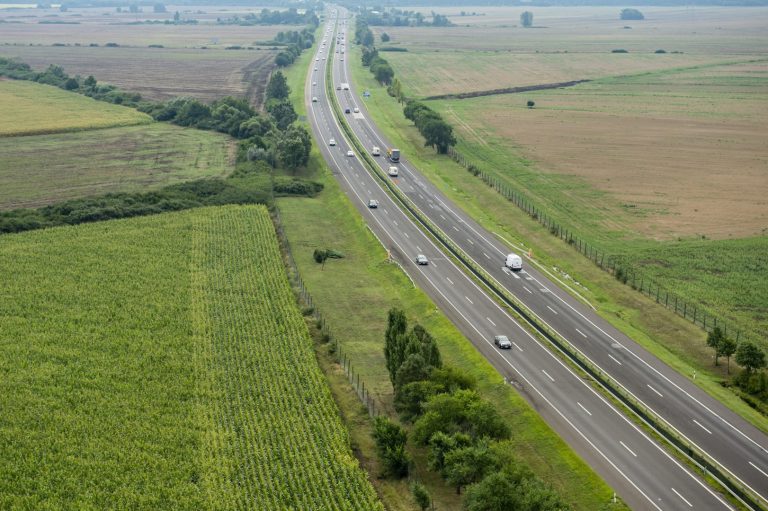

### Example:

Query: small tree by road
xmin=707 ymin=326 xmax=725 ymax=366
xmin=620 ymin=8 xmax=644 ymax=20
xmin=720 ymin=337 xmax=737 ymax=374
xmin=736 ymin=342 xmax=766 ymax=373
xmin=381 ymin=32 xmax=390 ymax=42
xmin=520 ymin=11 xmax=533 ymax=27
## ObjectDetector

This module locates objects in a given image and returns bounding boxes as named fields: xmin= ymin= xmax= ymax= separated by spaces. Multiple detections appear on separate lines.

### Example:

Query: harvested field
xmin=373 ymin=6 xmax=768 ymax=97
xmin=1 ymin=45 xmax=276 ymax=103
xmin=0 ymin=12 xmax=293 ymax=48
xmin=434 ymin=60 xmax=768 ymax=240
xmin=386 ymin=51 xmax=736 ymax=98
xmin=0 ymin=79 xmax=150 ymax=136
xmin=0 ymin=123 xmax=233 ymax=209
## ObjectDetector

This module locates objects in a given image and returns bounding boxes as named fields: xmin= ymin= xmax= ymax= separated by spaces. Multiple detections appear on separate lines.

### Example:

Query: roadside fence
xmin=272 ymin=206 xmax=380 ymax=418
xmin=446 ymin=146 xmax=746 ymax=343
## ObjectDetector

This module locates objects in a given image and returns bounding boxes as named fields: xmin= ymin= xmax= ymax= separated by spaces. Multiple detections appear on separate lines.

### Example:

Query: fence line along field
xmin=0 ymin=79 xmax=150 ymax=136
xmin=1 ymin=45 xmax=277 ymax=103
xmin=0 ymin=123 xmax=234 ymax=210
xmin=0 ymin=205 xmax=383 ymax=510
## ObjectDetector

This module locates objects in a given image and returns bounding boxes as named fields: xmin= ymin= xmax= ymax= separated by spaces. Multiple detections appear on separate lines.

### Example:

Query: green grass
xmin=276 ymin=167 xmax=628 ymax=511
xmin=0 ymin=205 xmax=382 ymax=510
xmin=0 ymin=123 xmax=234 ymax=209
xmin=347 ymin=44 xmax=768 ymax=434
xmin=0 ymin=79 xmax=150 ymax=136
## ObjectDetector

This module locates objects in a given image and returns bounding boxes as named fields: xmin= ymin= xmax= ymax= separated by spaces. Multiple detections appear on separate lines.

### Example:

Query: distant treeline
xmin=358 ymin=7 xmax=452 ymax=26
xmin=217 ymin=7 xmax=319 ymax=26
xmin=17 ymin=0 xmax=325 ymax=8
xmin=343 ymin=0 xmax=768 ymax=6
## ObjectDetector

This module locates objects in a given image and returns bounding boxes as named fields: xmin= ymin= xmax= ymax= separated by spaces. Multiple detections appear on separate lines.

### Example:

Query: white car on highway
xmin=329 ymin=138 xmax=336 ymax=146
xmin=346 ymin=150 xmax=354 ymax=157
xmin=416 ymin=254 xmax=428 ymax=265
xmin=388 ymin=166 xmax=399 ymax=177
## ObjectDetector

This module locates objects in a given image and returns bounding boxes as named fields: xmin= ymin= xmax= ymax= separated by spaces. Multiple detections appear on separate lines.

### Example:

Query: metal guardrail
xmin=322 ymin=31 xmax=766 ymax=511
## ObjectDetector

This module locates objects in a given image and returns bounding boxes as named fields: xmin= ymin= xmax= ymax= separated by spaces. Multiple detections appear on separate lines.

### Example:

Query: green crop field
xmin=0 ymin=123 xmax=234 ymax=209
xmin=0 ymin=205 xmax=382 ymax=510
xmin=0 ymin=79 xmax=150 ymax=136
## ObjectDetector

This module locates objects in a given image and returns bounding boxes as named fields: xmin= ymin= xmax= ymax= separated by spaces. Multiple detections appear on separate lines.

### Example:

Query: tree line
xmin=355 ymin=19 xmax=456 ymax=155
xmin=706 ymin=327 xmax=767 ymax=406
xmin=372 ymin=308 xmax=570 ymax=510
xmin=217 ymin=7 xmax=319 ymax=26
xmin=358 ymin=7 xmax=453 ymax=27
xmin=271 ymin=27 xmax=318 ymax=67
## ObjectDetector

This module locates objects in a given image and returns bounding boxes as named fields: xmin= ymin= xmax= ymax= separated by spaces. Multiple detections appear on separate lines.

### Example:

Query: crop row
xmin=193 ymin=206 xmax=383 ymax=510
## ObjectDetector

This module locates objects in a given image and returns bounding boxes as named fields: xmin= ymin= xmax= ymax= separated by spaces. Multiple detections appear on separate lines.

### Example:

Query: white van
xmin=505 ymin=253 xmax=523 ymax=271
xmin=372 ymin=146 xmax=381 ymax=156
xmin=388 ymin=166 xmax=399 ymax=177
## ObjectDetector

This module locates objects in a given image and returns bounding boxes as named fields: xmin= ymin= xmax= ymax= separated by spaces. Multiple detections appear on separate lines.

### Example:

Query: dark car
xmin=344 ymin=108 xmax=351 ymax=114
xmin=494 ymin=335 xmax=512 ymax=349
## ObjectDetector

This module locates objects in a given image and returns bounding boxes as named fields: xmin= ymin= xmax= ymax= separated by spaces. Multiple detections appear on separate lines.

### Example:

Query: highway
xmin=306 ymin=11 xmax=766 ymax=510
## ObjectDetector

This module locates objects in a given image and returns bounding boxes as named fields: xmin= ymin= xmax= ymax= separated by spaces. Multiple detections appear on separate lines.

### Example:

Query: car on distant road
xmin=312 ymin=81 xmax=317 ymax=86
xmin=353 ymin=107 xmax=359 ymax=113
xmin=344 ymin=108 xmax=351 ymax=114
xmin=368 ymin=199 xmax=379 ymax=208
xmin=371 ymin=146 xmax=381 ymax=156
xmin=312 ymin=97 xmax=318 ymax=102
xmin=346 ymin=150 xmax=354 ymax=157
xmin=494 ymin=335 xmax=512 ymax=349
xmin=388 ymin=166 xmax=399 ymax=177
xmin=416 ymin=254 xmax=428 ymax=265
xmin=336 ymin=85 xmax=341 ymax=90
xmin=329 ymin=138 xmax=336 ymax=146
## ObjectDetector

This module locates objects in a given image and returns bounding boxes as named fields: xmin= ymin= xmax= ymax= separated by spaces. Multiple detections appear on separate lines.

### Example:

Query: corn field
xmin=0 ymin=205 xmax=382 ymax=510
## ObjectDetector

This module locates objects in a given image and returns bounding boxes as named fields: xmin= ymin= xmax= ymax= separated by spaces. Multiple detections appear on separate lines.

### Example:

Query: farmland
xmin=373 ymin=6 xmax=768 ymax=97
xmin=0 ymin=79 xmax=150 ymax=135
xmin=0 ymin=4 xmax=293 ymax=104
xmin=2 ymin=45 xmax=277 ymax=102
xmin=0 ymin=205 xmax=382 ymax=510
xmin=0 ymin=123 xmax=233 ymax=209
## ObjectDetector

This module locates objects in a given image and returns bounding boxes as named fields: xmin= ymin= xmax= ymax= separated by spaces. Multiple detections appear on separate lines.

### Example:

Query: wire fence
xmin=446 ymin=146 xmax=746 ymax=343
xmin=272 ymin=206 xmax=380 ymax=418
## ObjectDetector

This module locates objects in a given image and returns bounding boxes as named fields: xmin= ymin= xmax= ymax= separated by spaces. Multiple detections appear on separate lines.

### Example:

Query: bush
xmin=372 ymin=417 xmax=411 ymax=478
xmin=620 ymin=8 xmax=644 ymax=20
xmin=611 ymin=49 xmax=629 ymax=53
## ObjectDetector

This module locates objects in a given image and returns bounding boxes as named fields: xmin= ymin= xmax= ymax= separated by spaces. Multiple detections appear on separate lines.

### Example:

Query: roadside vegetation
xmin=0 ymin=205 xmax=381 ymax=509
xmin=275 ymin=154 xmax=627 ymax=510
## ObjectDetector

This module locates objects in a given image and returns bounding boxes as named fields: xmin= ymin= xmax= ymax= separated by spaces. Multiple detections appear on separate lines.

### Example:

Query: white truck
xmin=505 ymin=253 xmax=523 ymax=271
xmin=372 ymin=146 xmax=381 ymax=156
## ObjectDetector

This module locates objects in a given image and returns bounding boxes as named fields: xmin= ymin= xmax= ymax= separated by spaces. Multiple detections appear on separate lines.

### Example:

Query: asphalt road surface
xmin=306 ymin=10 xmax=767 ymax=510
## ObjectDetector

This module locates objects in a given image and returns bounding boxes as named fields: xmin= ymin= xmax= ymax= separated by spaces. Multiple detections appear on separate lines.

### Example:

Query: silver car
xmin=416 ymin=254 xmax=428 ymax=265
xmin=494 ymin=335 xmax=512 ymax=349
